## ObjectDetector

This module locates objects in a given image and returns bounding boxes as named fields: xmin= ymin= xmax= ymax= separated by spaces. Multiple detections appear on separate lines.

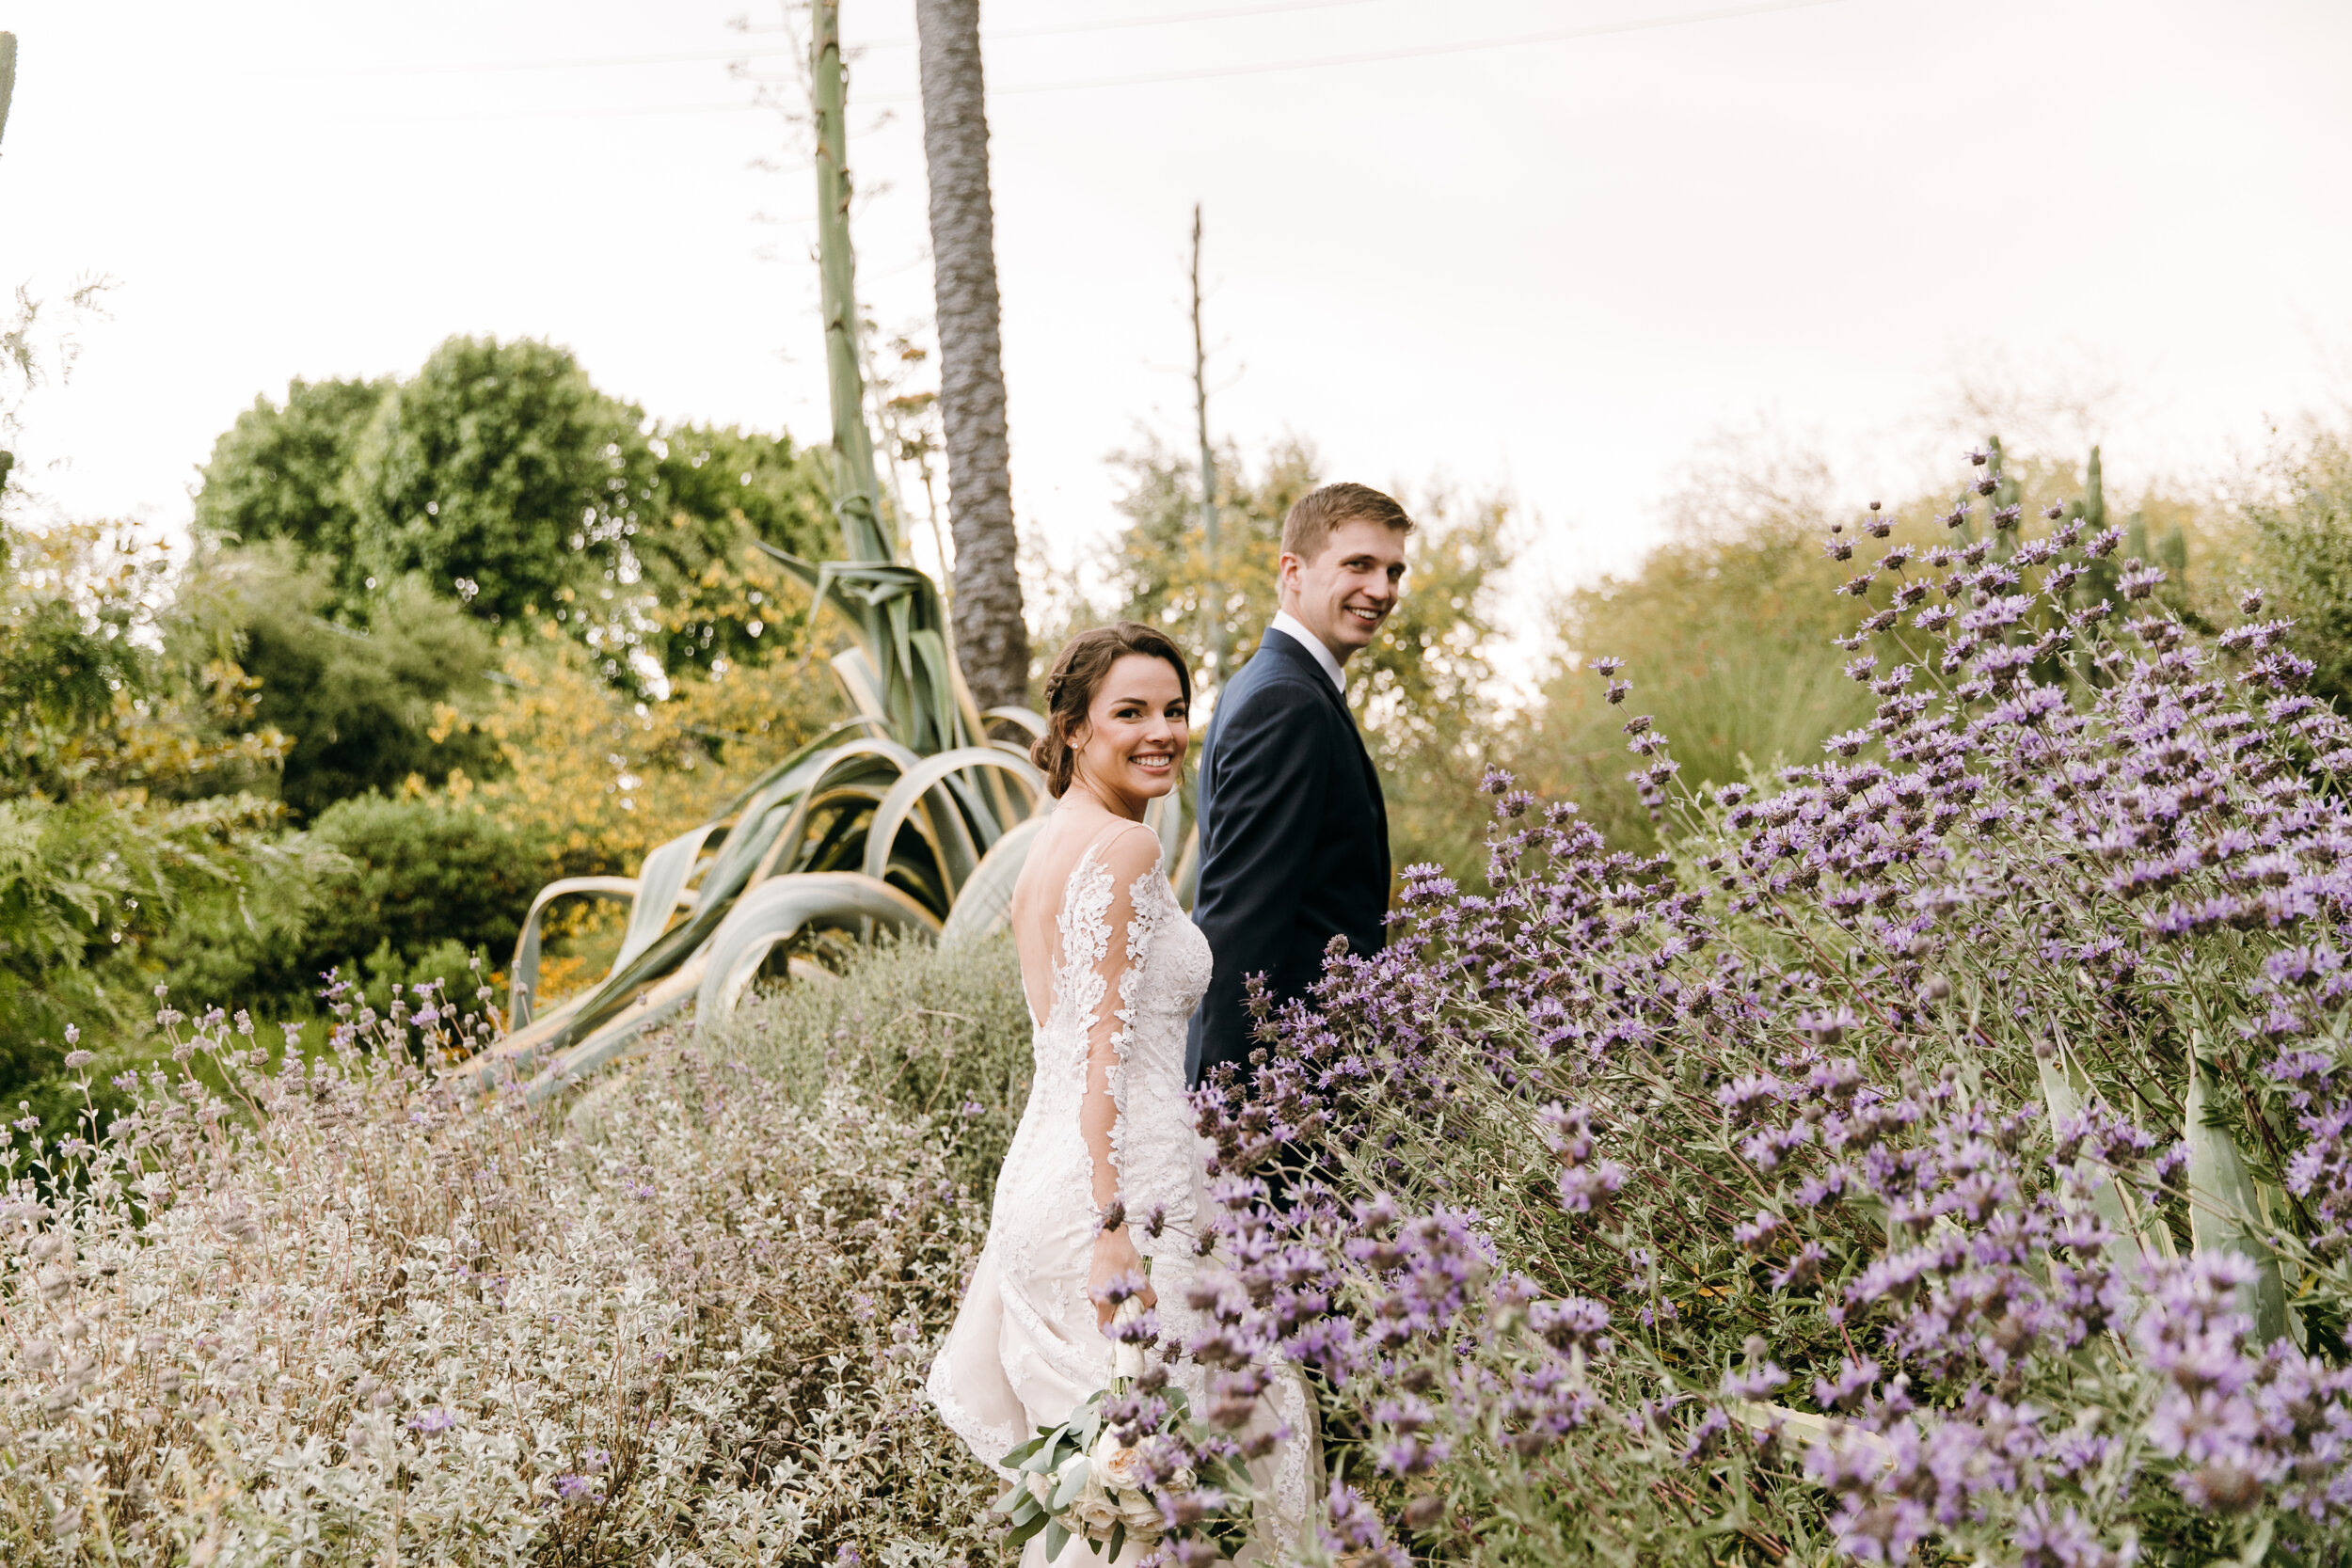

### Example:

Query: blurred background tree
xmin=193 ymin=336 xmax=837 ymax=690
xmin=167 ymin=546 xmax=500 ymax=817
xmin=2238 ymin=426 xmax=2352 ymax=711
xmin=191 ymin=375 xmax=389 ymax=563
xmin=1507 ymin=427 xmax=2251 ymax=850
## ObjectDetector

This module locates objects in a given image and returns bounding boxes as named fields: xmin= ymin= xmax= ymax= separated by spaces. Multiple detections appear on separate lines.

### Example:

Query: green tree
xmin=191 ymin=343 xmax=837 ymax=686
xmin=350 ymin=335 xmax=648 ymax=629
xmin=191 ymin=376 xmax=389 ymax=562
xmin=168 ymin=546 xmax=502 ymax=818
xmin=0 ymin=521 xmax=342 ymax=1120
xmin=2242 ymin=426 xmax=2352 ymax=712
xmin=1516 ymin=512 xmax=1872 ymax=850
xmin=633 ymin=422 xmax=837 ymax=674
xmin=151 ymin=792 xmax=540 ymax=1017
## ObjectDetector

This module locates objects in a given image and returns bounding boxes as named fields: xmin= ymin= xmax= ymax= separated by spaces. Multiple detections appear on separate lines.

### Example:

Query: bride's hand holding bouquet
xmin=993 ymin=1271 xmax=1241 ymax=1560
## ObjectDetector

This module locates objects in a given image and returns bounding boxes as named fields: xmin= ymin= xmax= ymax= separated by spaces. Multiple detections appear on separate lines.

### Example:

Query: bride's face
xmin=1069 ymin=654 xmax=1189 ymax=808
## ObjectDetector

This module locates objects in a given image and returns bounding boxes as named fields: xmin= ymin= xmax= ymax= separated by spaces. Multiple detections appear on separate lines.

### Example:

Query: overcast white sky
xmin=4 ymin=0 xmax=2348 ymax=686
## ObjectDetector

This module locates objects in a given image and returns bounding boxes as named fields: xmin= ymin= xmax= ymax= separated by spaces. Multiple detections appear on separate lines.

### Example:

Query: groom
xmin=1186 ymin=482 xmax=1411 ymax=1089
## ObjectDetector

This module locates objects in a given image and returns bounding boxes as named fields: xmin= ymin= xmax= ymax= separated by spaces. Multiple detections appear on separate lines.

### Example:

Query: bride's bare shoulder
xmin=1010 ymin=812 xmax=1159 ymax=925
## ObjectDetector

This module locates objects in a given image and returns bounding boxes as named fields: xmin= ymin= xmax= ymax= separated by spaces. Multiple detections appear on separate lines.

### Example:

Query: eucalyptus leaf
xmin=1052 ymin=1453 xmax=1092 ymax=1510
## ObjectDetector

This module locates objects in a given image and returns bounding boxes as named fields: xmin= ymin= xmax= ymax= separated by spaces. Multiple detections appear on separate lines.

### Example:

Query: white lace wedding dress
xmin=927 ymin=825 xmax=1319 ymax=1565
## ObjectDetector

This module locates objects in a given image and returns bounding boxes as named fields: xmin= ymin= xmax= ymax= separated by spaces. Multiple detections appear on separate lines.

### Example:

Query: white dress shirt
xmin=1268 ymin=610 xmax=1346 ymax=693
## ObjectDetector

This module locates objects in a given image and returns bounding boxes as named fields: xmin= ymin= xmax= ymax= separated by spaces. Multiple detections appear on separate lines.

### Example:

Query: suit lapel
xmin=1258 ymin=628 xmax=1386 ymax=800
xmin=1259 ymin=627 xmax=1354 ymax=727
xmin=1252 ymin=626 xmax=1390 ymax=893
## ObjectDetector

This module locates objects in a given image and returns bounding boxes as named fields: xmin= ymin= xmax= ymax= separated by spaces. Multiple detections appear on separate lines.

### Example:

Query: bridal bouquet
xmin=994 ymin=1299 xmax=1240 ymax=1560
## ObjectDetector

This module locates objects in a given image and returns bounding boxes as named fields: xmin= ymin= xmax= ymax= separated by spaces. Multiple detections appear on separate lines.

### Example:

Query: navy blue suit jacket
xmin=1185 ymin=626 xmax=1390 ymax=1086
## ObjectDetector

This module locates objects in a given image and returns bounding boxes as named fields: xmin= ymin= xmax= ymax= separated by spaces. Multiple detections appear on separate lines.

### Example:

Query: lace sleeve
xmin=1069 ymin=823 xmax=1166 ymax=1223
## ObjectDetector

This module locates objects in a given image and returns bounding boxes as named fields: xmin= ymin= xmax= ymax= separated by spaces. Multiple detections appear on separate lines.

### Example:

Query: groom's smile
xmin=1279 ymin=515 xmax=1409 ymax=661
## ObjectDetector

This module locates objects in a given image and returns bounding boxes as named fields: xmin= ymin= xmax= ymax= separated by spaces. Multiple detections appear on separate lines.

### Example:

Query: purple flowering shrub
xmin=1126 ymin=458 xmax=2352 ymax=1564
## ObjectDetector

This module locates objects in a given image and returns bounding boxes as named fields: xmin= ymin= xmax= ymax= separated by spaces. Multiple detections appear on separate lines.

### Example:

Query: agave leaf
xmin=709 ymin=716 xmax=888 ymax=821
xmin=792 ymin=788 xmax=893 ymax=873
xmin=941 ymin=815 xmax=1053 ymax=949
xmin=517 ymin=952 xmax=707 ymax=1104
xmin=2185 ymin=1045 xmax=2291 ymax=1344
xmin=499 ymin=722 xmax=889 ymax=1040
xmin=757 ymin=544 xmax=823 ymax=594
xmin=2037 ymin=1041 xmax=2175 ymax=1264
xmin=695 ymin=872 xmax=941 ymax=1017
xmin=490 ymin=785 xmax=812 ymax=1075
xmin=743 ymin=738 xmax=919 ymax=884
xmin=612 ymin=820 xmax=723 ymax=961
xmin=506 ymin=877 xmax=640 ymax=1030
xmin=861 ymin=748 xmax=1044 ymax=901
xmin=830 ymin=647 xmax=889 ymax=725
xmin=984 ymin=705 xmax=1046 ymax=740
xmin=495 ymin=817 xmax=719 ymax=1051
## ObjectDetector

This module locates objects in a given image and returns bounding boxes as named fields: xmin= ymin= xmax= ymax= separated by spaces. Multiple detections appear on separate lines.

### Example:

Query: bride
xmin=927 ymin=622 xmax=1318 ymax=1564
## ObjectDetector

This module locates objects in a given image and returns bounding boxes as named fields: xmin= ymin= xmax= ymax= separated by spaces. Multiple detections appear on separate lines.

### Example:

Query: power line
xmin=960 ymin=0 xmax=1855 ymax=99
xmin=206 ymin=0 xmax=1395 ymax=81
xmin=331 ymin=0 xmax=1857 ymax=124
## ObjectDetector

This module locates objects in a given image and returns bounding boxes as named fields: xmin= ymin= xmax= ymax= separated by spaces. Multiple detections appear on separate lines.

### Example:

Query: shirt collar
xmin=1268 ymin=610 xmax=1346 ymax=693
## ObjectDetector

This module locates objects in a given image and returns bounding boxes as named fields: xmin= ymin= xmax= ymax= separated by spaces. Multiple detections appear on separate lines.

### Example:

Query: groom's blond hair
xmin=1280 ymin=483 xmax=1414 ymax=564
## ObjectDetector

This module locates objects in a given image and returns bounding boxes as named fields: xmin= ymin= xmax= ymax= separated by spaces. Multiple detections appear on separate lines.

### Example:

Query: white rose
xmin=1118 ymin=1489 xmax=1165 ymax=1540
xmin=1025 ymin=1470 xmax=1055 ymax=1508
xmin=1090 ymin=1430 xmax=1148 ymax=1493
xmin=1068 ymin=1474 xmax=1122 ymax=1536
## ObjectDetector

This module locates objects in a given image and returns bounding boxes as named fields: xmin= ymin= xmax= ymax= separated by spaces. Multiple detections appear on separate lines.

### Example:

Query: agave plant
xmin=458 ymin=3 xmax=1195 ymax=1105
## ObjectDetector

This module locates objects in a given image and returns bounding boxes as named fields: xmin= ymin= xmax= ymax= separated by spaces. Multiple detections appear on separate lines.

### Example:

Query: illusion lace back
xmin=927 ymin=829 xmax=1319 ymax=1565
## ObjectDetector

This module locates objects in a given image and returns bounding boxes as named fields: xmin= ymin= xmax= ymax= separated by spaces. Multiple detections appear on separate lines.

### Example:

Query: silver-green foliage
xmin=0 ymin=973 xmax=1000 ymax=1563
xmin=690 ymin=928 xmax=1032 ymax=1198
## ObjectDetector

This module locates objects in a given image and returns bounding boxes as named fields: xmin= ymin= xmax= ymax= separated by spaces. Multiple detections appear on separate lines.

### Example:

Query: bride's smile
xmin=1066 ymin=655 xmax=1189 ymax=816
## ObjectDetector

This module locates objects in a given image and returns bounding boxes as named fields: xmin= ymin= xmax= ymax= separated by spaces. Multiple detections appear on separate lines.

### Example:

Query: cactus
xmin=0 ymin=31 xmax=18 ymax=505
xmin=0 ymin=32 xmax=16 ymax=155
xmin=810 ymin=2 xmax=889 ymax=567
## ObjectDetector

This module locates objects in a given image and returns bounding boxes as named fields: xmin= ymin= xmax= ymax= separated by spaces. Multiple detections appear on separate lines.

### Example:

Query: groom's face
xmin=1279 ymin=517 xmax=1408 ymax=661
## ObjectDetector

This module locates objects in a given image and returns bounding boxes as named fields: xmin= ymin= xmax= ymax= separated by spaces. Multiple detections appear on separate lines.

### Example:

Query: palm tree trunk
xmin=914 ymin=0 xmax=1029 ymax=713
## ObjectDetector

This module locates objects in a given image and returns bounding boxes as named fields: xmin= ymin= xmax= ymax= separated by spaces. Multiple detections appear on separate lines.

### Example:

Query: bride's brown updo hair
xmin=1032 ymin=622 xmax=1193 ymax=798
